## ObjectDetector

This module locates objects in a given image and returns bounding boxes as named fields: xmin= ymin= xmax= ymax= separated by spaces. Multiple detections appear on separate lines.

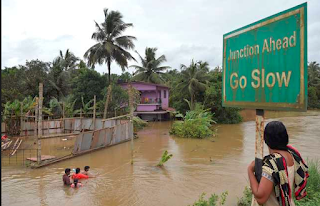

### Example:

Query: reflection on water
xmin=2 ymin=113 xmax=320 ymax=206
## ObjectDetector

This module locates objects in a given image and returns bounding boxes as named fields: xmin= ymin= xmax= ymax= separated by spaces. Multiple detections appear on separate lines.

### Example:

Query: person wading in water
xmin=63 ymin=168 xmax=71 ymax=186
xmin=248 ymin=121 xmax=309 ymax=206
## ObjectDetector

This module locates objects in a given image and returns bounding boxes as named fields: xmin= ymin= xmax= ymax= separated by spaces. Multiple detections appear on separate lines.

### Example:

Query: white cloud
xmin=2 ymin=0 xmax=320 ymax=74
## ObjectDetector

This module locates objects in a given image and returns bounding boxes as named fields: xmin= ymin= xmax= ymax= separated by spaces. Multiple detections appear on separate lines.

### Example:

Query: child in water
xmin=71 ymin=179 xmax=82 ymax=188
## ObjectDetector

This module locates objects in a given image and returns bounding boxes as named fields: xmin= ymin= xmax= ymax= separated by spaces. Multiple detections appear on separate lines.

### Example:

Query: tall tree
xmin=177 ymin=60 xmax=210 ymax=110
xmin=84 ymin=8 xmax=136 ymax=84
xmin=58 ymin=49 xmax=79 ymax=71
xmin=130 ymin=47 xmax=171 ymax=84
xmin=308 ymin=61 xmax=320 ymax=87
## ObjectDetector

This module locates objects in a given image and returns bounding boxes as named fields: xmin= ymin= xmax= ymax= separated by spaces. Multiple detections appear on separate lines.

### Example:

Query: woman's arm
xmin=248 ymin=161 xmax=274 ymax=205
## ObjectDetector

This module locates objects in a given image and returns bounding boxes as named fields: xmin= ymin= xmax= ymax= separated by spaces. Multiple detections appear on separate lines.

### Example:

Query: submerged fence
xmin=1 ymin=149 xmax=38 ymax=166
xmin=73 ymin=119 xmax=133 ymax=154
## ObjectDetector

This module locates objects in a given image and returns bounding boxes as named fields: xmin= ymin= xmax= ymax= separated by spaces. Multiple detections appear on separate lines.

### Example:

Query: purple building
xmin=120 ymin=82 xmax=172 ymax=121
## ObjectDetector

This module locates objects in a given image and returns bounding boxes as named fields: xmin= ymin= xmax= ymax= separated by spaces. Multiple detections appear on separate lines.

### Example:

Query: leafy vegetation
xmin=295 ymin=159 xmax=320 ymax=206
xmin=84 ymin=8 xmax=136 ymax=84
xmin=190 ymin=192 xmax=228 ymax=206
xmin=170 ymin=104 xmax=215 ymax=138
xmin=157 ymin=150 xmax=173 ymax=167
xmin=132 ymin=116 xmax=148 ymax=131
xmin=237 ymin=186 xmax=252 ymax=206
xmin=130 ymin=47 xmax=171 ymax=84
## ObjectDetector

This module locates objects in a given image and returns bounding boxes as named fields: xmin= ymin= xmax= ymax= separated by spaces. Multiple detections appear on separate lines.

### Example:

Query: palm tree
xmin=58 ymin=49 xmax=79 ymax=71
xmin=84 ymin=8 xmax=136 ymax=84
xmin=308 ymin=61 xmax=320 ymax=87
xmin=130 ymin=47 xmax=171 ymax=84
xmin=177 ymin=60 xmax=210 ymax=110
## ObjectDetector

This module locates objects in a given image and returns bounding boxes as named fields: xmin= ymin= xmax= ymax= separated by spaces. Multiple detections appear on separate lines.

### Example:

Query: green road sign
xmin=222 ymin=3 xmax=307 ymax=111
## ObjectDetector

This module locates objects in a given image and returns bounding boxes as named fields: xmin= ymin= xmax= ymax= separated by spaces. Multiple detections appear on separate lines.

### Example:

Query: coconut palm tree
xmin=84 ymin=8 xmax=136 ymax=84
xmin=130 ymin=47 xmax=171 ymax=84
xmin=308 ymin=61 xmax=320 ymax=87
xmin=58 ymin=49 xmax=79 ymax=71
xmin=177 ymin=60 xmax=210 ymax=110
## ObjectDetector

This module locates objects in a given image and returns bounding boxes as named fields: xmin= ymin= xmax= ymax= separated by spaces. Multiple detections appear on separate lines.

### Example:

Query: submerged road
xmin=2 ymin=112 xmax=320 ymax=206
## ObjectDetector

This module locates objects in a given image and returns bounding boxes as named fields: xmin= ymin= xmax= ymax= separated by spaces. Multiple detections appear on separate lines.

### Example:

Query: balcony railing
xmin=140 ymin=98 xmax=161 ymax=104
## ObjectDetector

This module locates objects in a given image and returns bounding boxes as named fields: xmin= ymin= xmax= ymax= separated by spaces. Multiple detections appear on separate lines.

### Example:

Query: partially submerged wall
xmin=73 ymin=119 xmax=133 ymax=154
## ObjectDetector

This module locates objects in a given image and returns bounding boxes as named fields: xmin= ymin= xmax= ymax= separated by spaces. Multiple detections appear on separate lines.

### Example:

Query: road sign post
xmin=222 ymin=3 xmax=307 ymax=205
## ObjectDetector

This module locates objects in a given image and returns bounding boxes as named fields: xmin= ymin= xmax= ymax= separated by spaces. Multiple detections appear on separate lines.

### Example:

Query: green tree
xmin=177 ymin=60 xmax=210 ymax=110
xmin=308 ymin=61 xmax=320 ymax=87
xmin=1 ymin=67 xmax=25 ymax=107
xmin=204 ymin=70 xmax=242 ymax=124
xmin=130 ymin=47 xmax=171 ymax=84
xmin=71 ymin=67 xmax=106 ymax=108
xmin=58 ymin=49 xmax=79 ymax=71
xmin=307 ymin=61 xmax=320 ymax=109
xmin=84 ymin=8 xmax=136 ymax=84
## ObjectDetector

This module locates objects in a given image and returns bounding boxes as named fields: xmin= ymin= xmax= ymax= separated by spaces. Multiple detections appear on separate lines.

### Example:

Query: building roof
xmin=119 ymin=81 xmax=169 ymax=89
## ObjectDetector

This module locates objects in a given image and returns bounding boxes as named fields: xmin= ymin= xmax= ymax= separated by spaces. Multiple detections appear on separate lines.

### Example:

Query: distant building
xmin=120 ymin=81 xmax=173 ymax=121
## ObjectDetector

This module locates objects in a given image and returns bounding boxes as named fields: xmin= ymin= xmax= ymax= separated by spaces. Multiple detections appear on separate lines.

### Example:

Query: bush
xmin=237 ymin=186 xmax=252 ymax=206
xmin=133 ymin=116 xmax=148 ymax=131
xmin=189 ymin=192 xmax=228 ymax=206
xmin=295 ymin=159 xmax=320 ymax=206
xmin=170 ymin=105 xmax=215 ymax=139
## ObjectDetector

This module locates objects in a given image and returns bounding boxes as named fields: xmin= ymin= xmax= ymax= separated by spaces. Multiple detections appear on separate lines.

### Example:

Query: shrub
xmin=190 ymin=191 xmax=228 ymax=206
xmin=170 ymin=104 xmax=216 ymax=139
xmin=237 ymin=186 xmax=252 ymax=206
xmin=133 ymin=116 xmax=148 ymax=131
xmin=157 ymin=150 xmax=173 ymax=167
xmin=295 ymin=159 xmax=320 ymax=206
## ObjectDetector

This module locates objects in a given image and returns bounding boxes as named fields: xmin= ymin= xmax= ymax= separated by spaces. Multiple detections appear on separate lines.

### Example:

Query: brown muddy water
xmin=2 ymin=112 xmax=320 ymax=206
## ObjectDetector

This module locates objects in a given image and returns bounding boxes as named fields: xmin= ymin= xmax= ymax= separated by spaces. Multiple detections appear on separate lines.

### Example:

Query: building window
xmin=164 ymin=90 xmax=166 ymax=98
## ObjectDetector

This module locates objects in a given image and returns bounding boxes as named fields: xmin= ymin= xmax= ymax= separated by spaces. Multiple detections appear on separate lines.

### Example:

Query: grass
xmin=189 ymin=192 xmax=228 ymax=206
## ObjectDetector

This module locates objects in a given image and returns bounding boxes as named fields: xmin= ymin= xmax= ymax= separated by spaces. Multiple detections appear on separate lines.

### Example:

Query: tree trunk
xmin=190 ymin=93 xmax=195 ymax=110
xmin=107 ymin=58 xmax=111 ymax=85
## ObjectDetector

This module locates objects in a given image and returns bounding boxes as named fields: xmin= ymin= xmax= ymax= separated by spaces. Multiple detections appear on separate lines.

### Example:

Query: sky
xmin=2 ymin=0 xmax=320 ymax=75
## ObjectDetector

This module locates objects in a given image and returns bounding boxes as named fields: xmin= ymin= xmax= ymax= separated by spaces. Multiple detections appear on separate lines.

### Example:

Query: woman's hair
xmin=74 ymin=179 xmax=78 ymax=187
xmin=84 ymin=166 xmax=90 ymax=171
xmin=264 ymin=121 xmax=289 ymax=150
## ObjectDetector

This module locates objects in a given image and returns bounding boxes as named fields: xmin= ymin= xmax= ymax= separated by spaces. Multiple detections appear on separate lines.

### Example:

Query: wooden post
xmin=80 ymin=108 xmax=82 ymax=132
xmin=129 ymin=84 xmax=134 ymax=164
xmin=20 ymin=102 xmax=23 ymax=136
xmin=103 ymin=85 xmax=112 ymax=119
xmin=251 ymin=109 xmax=264 ymax=205
xmin=62 ymin=102 xmax=65 ymax=133
xmin=93 ymin=95 xmax=96 ymax=130
xmin=34 ymin=98 xmax=39 ymax=139
xmin=37 ymin=83 xmax=43 ymax=164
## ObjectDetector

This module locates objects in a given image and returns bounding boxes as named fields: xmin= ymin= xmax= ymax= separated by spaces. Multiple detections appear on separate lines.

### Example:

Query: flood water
xmin=2 ymin=112 xmax=320 ymax=206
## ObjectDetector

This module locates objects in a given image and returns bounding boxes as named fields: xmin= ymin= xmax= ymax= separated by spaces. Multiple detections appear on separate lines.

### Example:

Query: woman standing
xmin=248 ymin=121 xmax=309 ymax=206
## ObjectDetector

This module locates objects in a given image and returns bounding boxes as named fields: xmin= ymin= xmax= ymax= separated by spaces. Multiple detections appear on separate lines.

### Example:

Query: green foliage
xmin=170 ymin=104 xmax=215 ymax=139
xmin=308 ymin=87 xmax=320 ymax=109
xmin=237 ymin=186 xmax=252 ymax=206
xmin=204 ymin=70 xmax=242 ymax=124
xmin=71 ymin=67 xmax=106 ymax=109
xmin=131 ymin=47 xmax=171 ymax=84
xmin=307 ymin=62 xmax=320 ymax=109
xmin=295 ymin=160 xmax=320 ymax=206
xmin=133 ymin=116 xmax=148 ymax=130
xmin=157 ymin=150 xmax=173 ymax=167
xmin=190 ymin=191 xmax=228 ymax=206
xmin=177 ymin=60 xmax=210 ymax=110
xmin=84 ymin=8 xmax=136 ymax=84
